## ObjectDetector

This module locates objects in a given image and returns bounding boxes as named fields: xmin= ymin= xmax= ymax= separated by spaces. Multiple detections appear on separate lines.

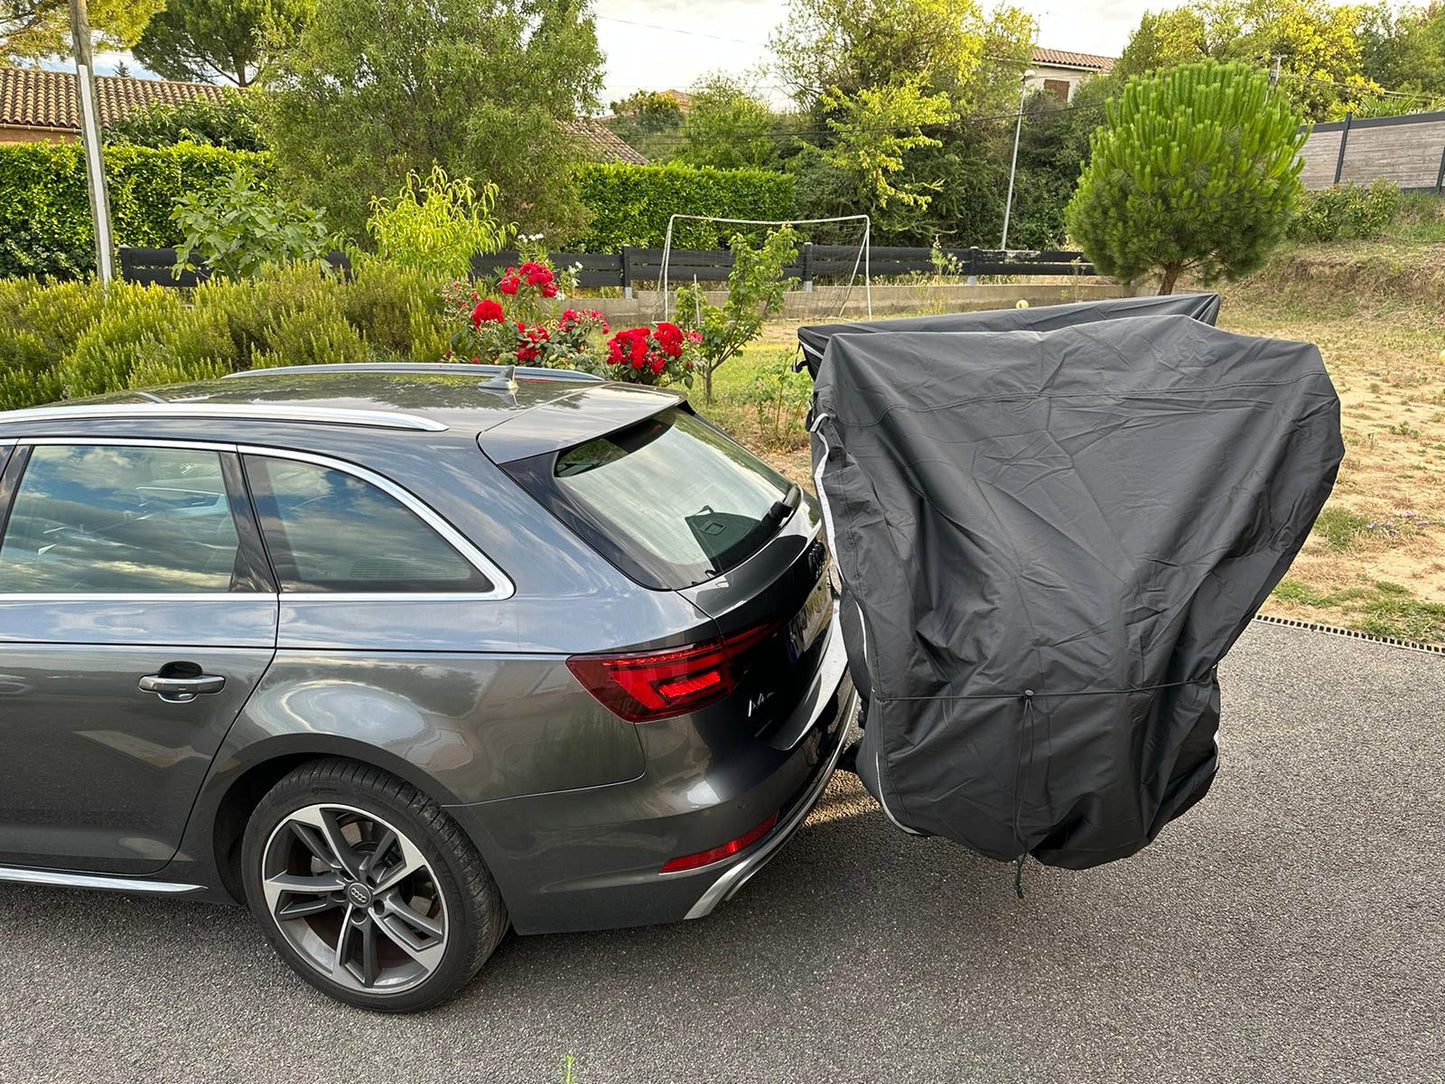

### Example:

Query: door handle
xmin=139 ymin=673 xmax=226 ymax=703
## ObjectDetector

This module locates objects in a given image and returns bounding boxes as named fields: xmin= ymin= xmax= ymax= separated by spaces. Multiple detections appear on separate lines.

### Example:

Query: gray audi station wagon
xmin=0 ymin=364 xmax=857 ymax=1011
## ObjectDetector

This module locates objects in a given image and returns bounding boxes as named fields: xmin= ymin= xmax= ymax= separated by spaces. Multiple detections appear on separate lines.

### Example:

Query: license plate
xmin=786 ymin=573 xmax=834 ymax=663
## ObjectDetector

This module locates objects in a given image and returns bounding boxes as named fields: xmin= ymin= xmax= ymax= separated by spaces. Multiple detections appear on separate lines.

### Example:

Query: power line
xmin=602 ymin=98 xmax=1106 ymax=152
xmin=594 ymin=14 xmax=770 ymax=48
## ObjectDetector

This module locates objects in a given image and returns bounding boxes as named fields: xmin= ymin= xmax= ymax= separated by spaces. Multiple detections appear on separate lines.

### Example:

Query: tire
xmin=241 ymin=758 xmax=507 ymax=1012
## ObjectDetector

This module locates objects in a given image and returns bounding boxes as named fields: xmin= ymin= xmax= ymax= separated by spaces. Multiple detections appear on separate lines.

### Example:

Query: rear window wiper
xmin=758 ymin=484 xmax=801 ymax=533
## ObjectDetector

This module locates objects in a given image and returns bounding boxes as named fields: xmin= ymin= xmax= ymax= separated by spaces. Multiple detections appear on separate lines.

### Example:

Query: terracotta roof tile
xmin=562 ymin=118 xmax=648 ymax=165
xmin=0 ymin=68 xmax=652 ymax=166
xmin=1031 ymin=47 xmax=1116 ymax=72
xmin=0 ymin=67 xmax=226 ymax=131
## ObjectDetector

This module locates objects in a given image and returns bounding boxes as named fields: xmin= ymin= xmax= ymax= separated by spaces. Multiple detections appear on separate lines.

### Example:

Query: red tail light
xmin=567 ymin=623 xmax=778 ymax=723
xmin=660 ymin=812 xmax=779 ymax=873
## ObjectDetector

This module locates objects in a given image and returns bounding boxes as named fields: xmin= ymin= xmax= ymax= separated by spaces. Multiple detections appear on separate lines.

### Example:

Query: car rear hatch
xmin=488 ymin=395 xmax=836 ymax=737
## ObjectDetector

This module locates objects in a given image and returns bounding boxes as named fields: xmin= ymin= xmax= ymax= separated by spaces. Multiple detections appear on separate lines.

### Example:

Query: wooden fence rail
xmin=119 ymin=243 xmax=1095 ymax=290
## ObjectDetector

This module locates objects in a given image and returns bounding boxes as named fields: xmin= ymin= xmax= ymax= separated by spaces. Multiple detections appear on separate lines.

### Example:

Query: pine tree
xmin=1066 ymin=61 xmax=1308 ymax=294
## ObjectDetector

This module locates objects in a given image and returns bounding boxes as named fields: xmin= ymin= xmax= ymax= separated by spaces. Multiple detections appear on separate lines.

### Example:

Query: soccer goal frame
xmin=659 ymin=213 xmax=872 ymax=321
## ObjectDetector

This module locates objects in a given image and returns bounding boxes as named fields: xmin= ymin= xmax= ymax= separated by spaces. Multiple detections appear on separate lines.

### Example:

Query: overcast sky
xmin=591 ymin=0 xmax=1155 ymax=105
xmin=96 ymin=0 xmax=1391 ymax=108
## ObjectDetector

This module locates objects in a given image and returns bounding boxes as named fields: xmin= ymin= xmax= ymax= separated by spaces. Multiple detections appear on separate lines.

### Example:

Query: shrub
xmin=1066 ymin=61 xmax=1307 ymax=294
xmin=573 ymin=162 xmax=795 ymax=251
xmin=0 ymin=263 xmax=456 ymax=409
xmin=0 ymin=142 xmax=273 ymax=279
xmin=445 ymin=255 xmax=618 ymax=372
xmin=366 ymin=167 xmax=510 ymax=280
xmin=104 ymin=91 xmax=267 ymax=152
xmin=173 ymin=167 xmax=330 ymax=280
xmin=1289 ymin=180 xmax=1405 ymax=242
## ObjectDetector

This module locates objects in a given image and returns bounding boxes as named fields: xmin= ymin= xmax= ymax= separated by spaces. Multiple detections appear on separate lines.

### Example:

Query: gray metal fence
xmin=1297 ymin=110 xmax=1445 ymax=192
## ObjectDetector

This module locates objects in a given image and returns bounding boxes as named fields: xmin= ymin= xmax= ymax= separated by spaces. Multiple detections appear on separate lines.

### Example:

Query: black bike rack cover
xmin=806 ymin=310 xmax=1342 ymax=868
xmin=795 ymin=292 xmax=1222 ymax=378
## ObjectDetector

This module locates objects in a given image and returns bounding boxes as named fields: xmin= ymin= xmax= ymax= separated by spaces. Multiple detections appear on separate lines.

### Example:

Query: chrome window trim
xmin=20 ymin=436 xmax=236 ymax=452
xmin=0 ymin=593 xmax=259 ymax=602
xmin=237 ymin=444 xmax=515 ymax=601
xmin=0 ymin=437 xmax=515 ymax=603
xmin=0 ymin=403 xmax=448 ymax=432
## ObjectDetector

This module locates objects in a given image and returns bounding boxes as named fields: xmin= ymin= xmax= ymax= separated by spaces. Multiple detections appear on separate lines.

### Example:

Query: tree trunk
xmin=702 ymin=365 xmax=714 ymax=403
xmin=1159 ymin=265 xmax=1181 ymax=295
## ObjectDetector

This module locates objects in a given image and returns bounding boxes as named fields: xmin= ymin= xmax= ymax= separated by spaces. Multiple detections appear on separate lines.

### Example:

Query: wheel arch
xmin=201 ymin=735 xmax=472 ymax=903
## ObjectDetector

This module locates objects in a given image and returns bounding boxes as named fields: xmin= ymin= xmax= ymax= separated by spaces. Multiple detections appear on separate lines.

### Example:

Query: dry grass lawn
xmin=702 ymin=241 xmax=1445 ymax=643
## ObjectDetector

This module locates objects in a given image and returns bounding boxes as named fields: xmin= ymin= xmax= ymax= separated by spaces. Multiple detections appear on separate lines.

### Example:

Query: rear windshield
xmin=537 ymin=407 xmax=793 ymax=588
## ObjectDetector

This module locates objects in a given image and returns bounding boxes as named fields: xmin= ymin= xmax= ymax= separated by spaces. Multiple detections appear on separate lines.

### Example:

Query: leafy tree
xmin=131 ymin=0 xmax=312 ymax=88
xmin=104 ymin=90 xmax=266 ymax=151
xmin=259 ymin=0 xmax=604 ymax=242
xmin=1358 ymin=2 xmax=1445 ymax=98
xmin=609 ymin=90 xmax=684 ymax=136
xmin=769 ymin=0 xmax=1033 ymax=113
xmin=676 ymin=227 xmax=799 ymax=402
xmin=0 ymin=0 xmax=163 ymax=62
xmin=815 ymin=81 xmax=955 ymax=236
xmin=365 ymin=166 xmax=509 ymax=279
xmin=1067 ymin=61 xmax=1307 ymax=294
xmin=1115 ymin=0 xmax=1377 ymax=121
xmin=172 ymin=167 xmax=330 ymax=280
xmin=675 ymin=73 xmax=779 ymax=169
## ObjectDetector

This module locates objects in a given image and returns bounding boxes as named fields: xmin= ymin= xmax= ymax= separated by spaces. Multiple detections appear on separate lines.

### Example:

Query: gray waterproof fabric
xmin=809 ymin=315 xmax=1342 ymax=868
xmin=795 ymin=292 xmax=1222 ymax=378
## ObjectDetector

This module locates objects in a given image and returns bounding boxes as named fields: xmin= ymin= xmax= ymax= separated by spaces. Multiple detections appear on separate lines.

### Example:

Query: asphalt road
xmin=1 ymin=621 xmax=1442 ymax=1084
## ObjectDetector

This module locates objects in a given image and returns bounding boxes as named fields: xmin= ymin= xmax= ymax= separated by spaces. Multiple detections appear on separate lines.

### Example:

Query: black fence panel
xmin=118 ymin=247 xmax=352 ymax=287
xmin=129 ymin=244 xmax=1093 ymax=290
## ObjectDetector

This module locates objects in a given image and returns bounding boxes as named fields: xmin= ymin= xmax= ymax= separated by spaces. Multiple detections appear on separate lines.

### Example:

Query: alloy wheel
xmin=259 ymin=803 xmax=449 ymax=995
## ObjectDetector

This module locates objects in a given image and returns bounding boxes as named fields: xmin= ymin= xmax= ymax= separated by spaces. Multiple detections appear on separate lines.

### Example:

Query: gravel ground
xmin=1 ymin=621 xmax=1441 ymax=1084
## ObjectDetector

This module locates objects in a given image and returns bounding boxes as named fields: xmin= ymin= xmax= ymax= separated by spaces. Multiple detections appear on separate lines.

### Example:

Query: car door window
xmin=0 ymin=445 xmax=242 ymax=593
xmin=243 ymin=455 xmax=492 ymax=593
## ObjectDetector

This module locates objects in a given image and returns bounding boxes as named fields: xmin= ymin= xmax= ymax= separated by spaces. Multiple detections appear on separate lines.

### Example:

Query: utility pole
xmin=70 ymin=0 xmax=115 ymax=285
xmin=1000 ymin=68 xmax=1035 ymax=253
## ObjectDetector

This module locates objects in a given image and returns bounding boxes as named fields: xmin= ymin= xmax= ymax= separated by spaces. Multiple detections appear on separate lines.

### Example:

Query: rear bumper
xmin=445 ymin=615 xmax=858 ymax=935
xmin=683 ymin=680 xmax=857 ymax=918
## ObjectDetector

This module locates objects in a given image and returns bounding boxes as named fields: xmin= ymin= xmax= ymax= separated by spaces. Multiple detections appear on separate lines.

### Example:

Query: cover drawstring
xmin=1012 ymin=689 xmax=1035 ymax=899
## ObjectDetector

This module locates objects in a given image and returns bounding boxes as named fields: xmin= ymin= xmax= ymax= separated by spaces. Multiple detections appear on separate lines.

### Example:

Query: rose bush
xmin=443 ymin=252 xmax=699 ymax=386
xmin=603 ymin=321 xmax=700 ymax=386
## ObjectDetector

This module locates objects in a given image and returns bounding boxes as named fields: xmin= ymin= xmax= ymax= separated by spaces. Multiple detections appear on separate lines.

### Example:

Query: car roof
xmin=0 ymin=364 xmax=684 ymax=443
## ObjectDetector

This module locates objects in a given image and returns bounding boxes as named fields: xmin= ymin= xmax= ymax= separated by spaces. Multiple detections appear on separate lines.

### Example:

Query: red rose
xmin=650 ymin=355 xmax=665 ymax=375
xmin=541 ymin=283 xmax=558 ymax=298
xmin=499 ymin=276 xmax=520 ymax=295
xmin=472 ymin=298 xmax=504 ymax=326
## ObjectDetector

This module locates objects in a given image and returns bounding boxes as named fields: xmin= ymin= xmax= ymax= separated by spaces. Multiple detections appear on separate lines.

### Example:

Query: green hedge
xmin=0 ymin=261 xmax=451 ymax=410
xmin=0 ymin=142 xmax=272 ymax=280
xmin=573 ymin=161 xmax=795 ymax=250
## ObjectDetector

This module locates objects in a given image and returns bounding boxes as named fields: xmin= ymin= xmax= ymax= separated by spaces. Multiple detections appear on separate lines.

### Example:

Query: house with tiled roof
xmin=0 ymin=67 xmax=648 ymax=163
xmin=0 ymin=67 xmax=226 ymax=142
xmin=561 ymin=118 xmax=648 ymax=165
xmin=1027 ymin=47 xmax=1116 ymax=102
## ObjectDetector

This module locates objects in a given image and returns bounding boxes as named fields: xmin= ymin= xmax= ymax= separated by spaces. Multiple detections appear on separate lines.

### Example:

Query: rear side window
xmin=244 ymin=456 xmax=492 ymax=593
xmin=539 ymin=407 xmax=792 ymax=588
xmin=0 ymin=445 xmax=241 ymax=593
